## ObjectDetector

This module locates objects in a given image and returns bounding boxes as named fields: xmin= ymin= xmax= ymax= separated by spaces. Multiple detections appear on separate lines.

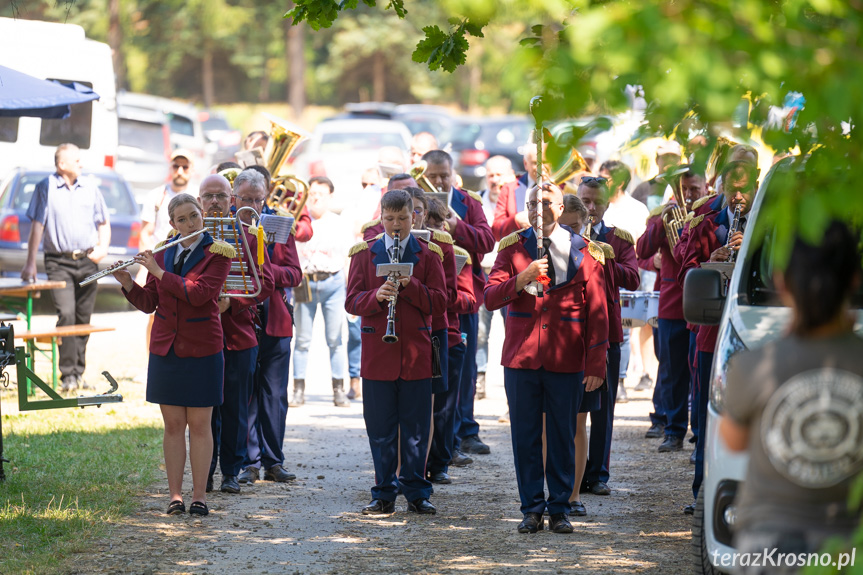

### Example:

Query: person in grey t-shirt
xmin=721 ymin=221 xmax=863 ymax=573
xmin=21 ymin=143 xmax=111 ymax=391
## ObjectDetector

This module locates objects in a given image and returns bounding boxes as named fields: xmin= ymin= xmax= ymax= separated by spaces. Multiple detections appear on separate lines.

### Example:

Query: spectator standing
xmin=21 ymin=143 xmax=111 ymax=391
xmin=410 ymin=132 xmax=438 ymax=165
xmin=631 ymin=140 xmax=682 ymax=210
xmin=291 ymin=176 xmax=353 ymax=408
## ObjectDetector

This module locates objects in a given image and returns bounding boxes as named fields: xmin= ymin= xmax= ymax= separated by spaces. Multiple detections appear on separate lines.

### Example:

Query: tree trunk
xmin=467 ymin=43 xmax=483 ymax=113
xmin=202 ymin=48 xmax=214 ymax=108
xmin=108 ymin=0 xmax=124 ymax=91
xmin=286 ymin=12 xmax=305 ymax=118
xmin=372 ymin=51 xmax=385 ymax=102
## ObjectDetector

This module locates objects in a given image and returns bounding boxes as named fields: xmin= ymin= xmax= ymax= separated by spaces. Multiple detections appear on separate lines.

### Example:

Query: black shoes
xmin=166 ymin=500 xmax=186 ymax=515
xmin=189 ymin=501 xmax=209 ymax=516
xmin=589 ymin=481 xmax=611 ymax=496
xmin=238 ymin=467 xmax=259 ymax=484
xmin=658 ymin=435 xmax=684 ymax=452
xmin=362 ymin=499 xmax=395 ymax=515
xmin=220 ymin=475 xmax=241 ymax=494
xmin=684 ymin=503 xmax=696 ymax=515
xmin=450 ymin=450 xmax=473 ymax=467
xmin=408 ymin=498 xmax=436 ymax=514
xmin=517 ymin=512 xmax=544 ymax=533
xmin=645 ymin=423 xmax=665 ymax=439
xmin=264 ymin=464 xmax=297 ymax=482
xmin=461 ymin=435 xmax=490 ymax=455
xmin=428 ymin=470 xmax=452 ymax=484
xmin=549 ymin=513 xmax=574 ymax=533
xmin=571 ymin=501 xmax=587 ymax=517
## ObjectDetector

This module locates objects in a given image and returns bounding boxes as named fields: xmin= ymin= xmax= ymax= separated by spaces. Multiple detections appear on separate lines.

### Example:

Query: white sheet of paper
xmin=260 ymin=214 xmax=294 ymax=244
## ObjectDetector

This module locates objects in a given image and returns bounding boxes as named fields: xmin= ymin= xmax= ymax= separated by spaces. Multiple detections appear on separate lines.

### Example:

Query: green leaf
xmin=412 ymin=25 xmax=448 ymax=66
xmin=463 ymin=20 xmax=485 ymax=38
xmin=385 ymin=0 xmax=407 ymax=18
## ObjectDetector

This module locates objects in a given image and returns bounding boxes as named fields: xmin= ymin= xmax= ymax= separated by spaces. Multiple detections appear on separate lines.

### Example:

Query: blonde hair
xmin=168 ymin=193 xmax=203 ymax=222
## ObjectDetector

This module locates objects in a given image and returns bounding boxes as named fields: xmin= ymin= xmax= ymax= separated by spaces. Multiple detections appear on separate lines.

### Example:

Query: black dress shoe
xmin=361 ymin=499 xmax=395 ymax=515
xmin=689 ymin=435 xmax=698 ymax=444
xmin=571 ymin=501 xmax=587 ymax=516
xmin=658 ymin=435 xmax=684 ymax=452
xmin=579 ymin=480 xmax=590 ymax=494
xmin=517 ymin=512 xmax=544 ymax=533
xmin=206 ymin=475 xmax=213 ymax=493
xmin=460 ymin=434 xmax=490 ymax=455
xmin=549 ymin=513 xmax=574 ymax=533
xmin=264 ymin=464 xmax=296 ymax=482
xmin=450 ymin=449 xmax=473 ymax=467
xmin=683 ymin=503 xmax=696 ymax=515
xmin=220 ymin=475 xmax=241 ymax=494
xmin=407 ymin=498 xmax=436 ymax=514
xmin=428 ymin=470 xmax=452 ymax=484
xmin=645 ymin=423 xmax=665 ymax=439
xmin=589 ymin=481 xmax=611 ymax=496
xmin=238 ymin=467 xmax=259 ymax=484
xmin=690 ymin=450 xmax=697 ymax=464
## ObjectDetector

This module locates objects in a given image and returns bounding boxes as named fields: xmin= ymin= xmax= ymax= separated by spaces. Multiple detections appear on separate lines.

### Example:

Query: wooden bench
xmin=15 ymin=324 xmax=116 ymax=390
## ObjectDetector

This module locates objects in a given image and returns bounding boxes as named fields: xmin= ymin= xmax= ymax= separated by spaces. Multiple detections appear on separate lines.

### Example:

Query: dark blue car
xmin=0 ymin=169 xmax=141 ymax=286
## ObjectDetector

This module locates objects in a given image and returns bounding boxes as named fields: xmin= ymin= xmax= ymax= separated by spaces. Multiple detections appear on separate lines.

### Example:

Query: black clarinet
xmin=727 ymin=204 xmax=743 ymax=263
xmin=382 ymin=234 xmax=400 ymax=343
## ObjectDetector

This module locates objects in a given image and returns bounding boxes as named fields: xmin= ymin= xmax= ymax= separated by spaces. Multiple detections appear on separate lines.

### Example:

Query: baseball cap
xmin=170 ymin=148 xmax=194 ymax=163
xmin=655 ymin=140 xmax=682 ymax=157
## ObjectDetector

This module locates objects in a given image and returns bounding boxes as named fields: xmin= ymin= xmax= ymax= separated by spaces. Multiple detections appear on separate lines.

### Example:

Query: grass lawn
xmin=1 ymin=386 xmax=163 ymax=575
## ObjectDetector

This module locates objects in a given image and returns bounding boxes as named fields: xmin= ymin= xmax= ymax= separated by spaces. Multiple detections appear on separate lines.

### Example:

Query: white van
xmin=0 ymin=18 xmax=118 ymax=175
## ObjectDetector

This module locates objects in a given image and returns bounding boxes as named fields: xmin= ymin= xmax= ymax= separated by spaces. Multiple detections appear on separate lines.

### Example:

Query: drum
xmin=620 ymin=290 xmax=650 ymax=328
xmin=646 ymin=291 xmax=660 ymax=328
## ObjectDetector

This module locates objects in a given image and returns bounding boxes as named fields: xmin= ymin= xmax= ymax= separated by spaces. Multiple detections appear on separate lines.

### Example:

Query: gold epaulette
xmin=684 ymin=211 xmax=694 ymax=223
xmin=613 ymin=227 xmax=635 ymax=245
xmin=453 ymin=245 xmax=473 ymax=265
xmin=348 ymin=241 xmax=369 ymax=257
xmin=587 ymin=242 xmax=606 ymax=265
xmin=498 ymin=228 xmax=527 ymax=252
xmin=465 ymin=190 xmax=483 ymax=203
xmin=167 ymin=229 xmax=179 ymax=238
xmin=361 ymin=218 xmax=381 ymax=233
xmin=649 ymin=204 xmax=665 ymax=218
xmin=427 ymin=242 xmax=444 ymax=262
xmin=246 ymin=223 xmax=271 ymax=244
xmin=689 ymin=214 xmax=705 ymax=229
xmin=597 ymin=241 xmax=616 ymax=260
xmin=432 ymin=229 xmax=454 ymax=244
xmin=373 ymin=232 xmax=385 ymax=241
xmin=209 ymin=239 xmax=237 ymax=259
xmin=691 ymin=194 xmax=716 ymax=211
xmin=290 ymin=225 xmax=296 ymax=236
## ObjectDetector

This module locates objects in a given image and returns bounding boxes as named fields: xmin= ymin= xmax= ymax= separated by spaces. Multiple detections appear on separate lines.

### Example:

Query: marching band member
xmin=114 ymin=192 xmax=233 ymax=517
xmin=346 ymin=189 xmax=447 ymax=516
xmin=200 ymin=172 xmax=275 ymax=495
xmin=424 ymin=197 xmax=477 ymax=483
xmin=360 ymin=174 xmax=419 ymax=242
xmin=485 ymin=183 xmax=608 ymax=534
xmin=422 ymin=149 xmax=495 ymax=457
xmin=577 ymin=177 xmax=640 ymax=500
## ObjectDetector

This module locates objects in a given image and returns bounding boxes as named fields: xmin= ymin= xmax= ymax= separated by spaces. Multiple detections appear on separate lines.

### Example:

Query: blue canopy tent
xmin=0 ymin=64 xmax=100 ymax=118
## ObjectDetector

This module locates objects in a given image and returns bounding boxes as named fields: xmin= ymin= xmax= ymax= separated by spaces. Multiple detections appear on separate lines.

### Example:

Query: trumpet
xmin=382 ymin=234 xmax=401 ymax=343
xmin=79 ymin=228 xmax=208 ymax=287
xmin=660 ymin=164 xmax=693 ymax=249
xmin=409 ymin=160 xmax=441 ymax=195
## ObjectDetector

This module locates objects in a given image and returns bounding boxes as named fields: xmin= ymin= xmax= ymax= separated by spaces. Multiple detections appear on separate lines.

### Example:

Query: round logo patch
xmin=761 ymin=368 xmax=863 ymax=488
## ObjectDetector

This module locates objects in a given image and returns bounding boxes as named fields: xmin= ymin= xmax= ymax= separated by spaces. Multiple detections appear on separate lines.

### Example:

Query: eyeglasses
xmin=172 ymin=163 xmax=190 ymax=172
xmin=237 ymin=196 xmax=265 ymax=206
xmin=412 ymin=208 xmax=424 ymax=215
xmin=580 ymin=176 xmax=607 ymax=185
xmin=361 ymin=182 xmax=376 ymax=188
xmin=200 ymin=193 xmax=230 ymax=202
xmin=526 ymin=200 xmax=557 ymax=209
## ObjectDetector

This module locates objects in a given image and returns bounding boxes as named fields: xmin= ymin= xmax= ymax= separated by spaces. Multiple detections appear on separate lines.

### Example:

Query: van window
xmin=168 ymin=113 xmax=195 ymax=137
xmin=0 ymin=118 xmax=18 ymax=143
xmin=39 ymin=79 xmax=93 ymax=149
xmin=119 ymin=119 xmax=166 ymax=156
xmin=320 ymin=131 xmax=406 ymax=152
xmin=13 ymin=172 xmax=137 ymax=217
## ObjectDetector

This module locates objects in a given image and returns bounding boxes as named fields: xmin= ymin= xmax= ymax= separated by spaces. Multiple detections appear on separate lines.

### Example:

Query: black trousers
xmin=44 ymin=254 xmax=98 ymax=381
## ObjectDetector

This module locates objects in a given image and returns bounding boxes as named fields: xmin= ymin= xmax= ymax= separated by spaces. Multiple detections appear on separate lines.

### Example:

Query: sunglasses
xmin=580 ymin=176 xmax=607 ymax=185
xmin=526 ymin=200 xmax=557 ymax=209
xmin=172 ymin=163 xmax=190 ymax=172
xmin=361 ymin=182 xmax=376 ymax=188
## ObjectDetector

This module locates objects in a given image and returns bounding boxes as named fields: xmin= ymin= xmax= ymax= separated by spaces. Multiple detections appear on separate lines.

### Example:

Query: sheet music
xmin=260 ymin=214 xmax=295 ymax=244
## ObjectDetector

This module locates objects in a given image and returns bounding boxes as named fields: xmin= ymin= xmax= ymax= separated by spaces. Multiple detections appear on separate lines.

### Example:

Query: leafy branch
xmin=284 ymin=0 xmax=406 ymax=30
xmin=411 ymin=19 xmax=485 ymax=73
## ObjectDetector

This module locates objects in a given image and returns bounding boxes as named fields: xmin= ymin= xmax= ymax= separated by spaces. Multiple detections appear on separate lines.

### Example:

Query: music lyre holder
xmin=375 ymin=263 xmax=414 ymax=279
xmin=0 ymin=323 xmax=123 ymax=482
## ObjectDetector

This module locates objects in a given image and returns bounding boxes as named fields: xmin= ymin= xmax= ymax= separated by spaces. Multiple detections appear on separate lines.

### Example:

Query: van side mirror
xmin=683 ymin=268 xmax=724 ymax=325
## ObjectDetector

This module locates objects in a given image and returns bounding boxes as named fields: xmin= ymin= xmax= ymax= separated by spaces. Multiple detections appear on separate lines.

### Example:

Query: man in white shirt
xmin=291 ymin=176 xmax=353 ymax=408
xmin=140 ymin=149 xmax=194 ymax=250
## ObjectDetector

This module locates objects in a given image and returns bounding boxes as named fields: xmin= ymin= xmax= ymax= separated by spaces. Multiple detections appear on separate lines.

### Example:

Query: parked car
xmin=683 ymin=158 xmax=863 ymax=574
xmin=289 ymin=118 xmax=412 ymax=214
xmin=445 ymin=116 xmax=533 ymax=191
xmin=0 ymin=169 xmax=141 ymax=286
xmin=116 ymin=100 xmax=171 ymax=207
xmin=393 ymin=104 xmax=456 ymax=142
xmin=200 ymin=110 xmax=241 ymax=166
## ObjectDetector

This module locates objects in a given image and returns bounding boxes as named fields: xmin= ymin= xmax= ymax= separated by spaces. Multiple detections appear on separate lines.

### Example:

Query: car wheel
xmin=692 ymin=490 xmax=729 ymax=575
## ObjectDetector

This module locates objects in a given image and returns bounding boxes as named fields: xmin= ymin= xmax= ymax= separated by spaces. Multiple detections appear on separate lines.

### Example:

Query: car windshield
xmin=168 ymin=113 xmax=195 ymax=137
xmin=319 ymin=132 xmax=406 ymax=152
xmin=202 ymin=117 xmax=230 ymax=131
xmin=480 ymin=121 xmax=532 ymax=149
xmin=119 ymin=119 xmax=166 ymax=156
xmin=12 ymin=173 xmax=137 ymax=217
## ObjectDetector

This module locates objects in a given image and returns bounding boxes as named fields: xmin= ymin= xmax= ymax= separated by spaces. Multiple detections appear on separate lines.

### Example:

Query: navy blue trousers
xmin=688 ymin=331 xmax=699 ymax=439
xmin=692 ymin=350 xmax=713 ymax=499
xmin=648 ymin=326 xmax=666 ymax=426
xmin=363 ymin=377 xmax=433 ymax=502
xmin=455 ymin=312 xmax=479 ymax=448
xmin=504 ymin=367 xmax=583 ymax=516
xmin=211 ymin=346 xmax=258 ymax=477
xmin=246 ymin=333 xmax=292 ymax=470
xmin=585 ymin=342 xmax=621 ymax=485
xmin=429 ymin=342 xmax=466 ymax=474
xmin=658 ymin=319 xmax=691 ymax=438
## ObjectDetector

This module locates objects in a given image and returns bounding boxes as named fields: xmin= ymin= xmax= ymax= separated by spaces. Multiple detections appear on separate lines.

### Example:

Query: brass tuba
xmin=550 ymin=147 xmax=589 ymax=188
xmin=267 ymin=174 xmax=309 ymax=221
xmin=409 ymin=160 xmax=441 ymax=195
xmin=262 ymin=116 xmax=306 ymax=178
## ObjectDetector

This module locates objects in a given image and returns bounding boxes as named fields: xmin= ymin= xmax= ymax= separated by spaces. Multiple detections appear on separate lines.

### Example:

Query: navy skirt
xmin=147 ymin=346 xmax=224 ymax=407
xmin=579 ymin=387 xmax=602 ymax=413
